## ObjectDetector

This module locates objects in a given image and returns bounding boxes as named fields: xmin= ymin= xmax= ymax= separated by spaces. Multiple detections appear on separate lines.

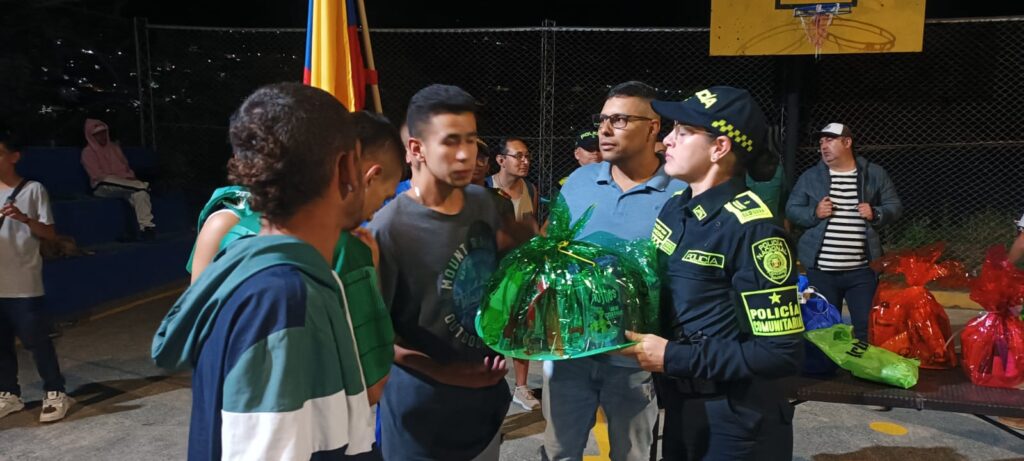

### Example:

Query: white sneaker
xmin=0 ymin=392 xmax=25 ymax=419
xmin=512 ymin=386 xmax=540 ymax=411
xmin=39 ymin=391 xmax=74 ymax=423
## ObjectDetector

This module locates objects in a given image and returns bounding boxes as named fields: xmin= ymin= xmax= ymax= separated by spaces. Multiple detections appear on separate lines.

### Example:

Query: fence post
xmin=132 ymin=18 xmax=147 ymax=148
xmin=781 ymin=55 xmax=805 ymax=191
xmin=142 ymin=18 xmax=158 ymax=151
xmin=538 ymin=20 xmax=557 ymax=209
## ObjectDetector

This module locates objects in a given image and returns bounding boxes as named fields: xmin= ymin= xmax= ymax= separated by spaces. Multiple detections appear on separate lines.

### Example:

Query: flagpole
xmin=356 ymin=0 xmax=383 ymax=113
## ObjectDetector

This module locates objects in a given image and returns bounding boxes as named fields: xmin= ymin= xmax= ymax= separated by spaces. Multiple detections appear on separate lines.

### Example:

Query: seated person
xmin=80 ymin=119 xmax=156 ymax=239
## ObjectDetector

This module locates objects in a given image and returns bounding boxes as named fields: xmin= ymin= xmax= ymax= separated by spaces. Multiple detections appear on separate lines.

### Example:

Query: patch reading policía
xmin=740 ymin=286 xmax=804 ymax=336
xmin=681 ymin=250 xmax=725 ymax=268
xmin=651 ymin=219 xmax=677 ymax=255
xmin=751 ymin=237 xmax=792 ymax=285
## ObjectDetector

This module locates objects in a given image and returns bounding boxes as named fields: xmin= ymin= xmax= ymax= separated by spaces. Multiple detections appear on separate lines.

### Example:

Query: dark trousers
xmin=658 ymin=376 xmax=794 ymax=461
xmin=807 ymin=267 xmax=879 ymax=341
xmin=0 ymin=297 xmax=65 ymax=396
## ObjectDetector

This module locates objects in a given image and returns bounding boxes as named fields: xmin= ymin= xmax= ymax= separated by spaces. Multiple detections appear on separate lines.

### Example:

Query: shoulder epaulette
xmin=723 ymin=190 xmax=773 ymax=224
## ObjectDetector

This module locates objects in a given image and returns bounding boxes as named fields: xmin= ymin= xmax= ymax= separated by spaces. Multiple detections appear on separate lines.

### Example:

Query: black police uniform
xmin=650 ymin=178 xmax=804 ymax=460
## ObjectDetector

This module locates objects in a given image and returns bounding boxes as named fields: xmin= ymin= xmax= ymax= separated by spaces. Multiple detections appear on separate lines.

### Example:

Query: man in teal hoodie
xmin=152 ymin=82 xmax=382 ymax=460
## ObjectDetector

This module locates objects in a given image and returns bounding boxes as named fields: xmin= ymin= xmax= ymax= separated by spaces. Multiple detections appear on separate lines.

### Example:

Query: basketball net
xmin=797 ymin=3 xmax=839 ymax=58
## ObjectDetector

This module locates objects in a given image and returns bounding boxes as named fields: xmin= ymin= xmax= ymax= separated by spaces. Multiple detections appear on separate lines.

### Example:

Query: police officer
xmin=621 ymin=86 xmax=804 ymax=460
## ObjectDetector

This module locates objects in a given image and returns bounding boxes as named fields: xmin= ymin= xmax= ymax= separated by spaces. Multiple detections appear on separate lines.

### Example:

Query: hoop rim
xmin=792 ymin=3 xmax=853 ymax=17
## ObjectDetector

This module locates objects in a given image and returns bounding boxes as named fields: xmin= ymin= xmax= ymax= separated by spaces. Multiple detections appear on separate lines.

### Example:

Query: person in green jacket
xmin=185 ymin=110 xmax=405 ymax=389
xmin=153 ymin=82 xmax=377 ymax=460
xmin=186 ymin=111 xmax=404 ymax=281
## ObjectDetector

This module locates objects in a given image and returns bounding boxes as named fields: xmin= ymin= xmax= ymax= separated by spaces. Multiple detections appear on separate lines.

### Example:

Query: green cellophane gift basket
xmin=475 ymin=195 xmax=660 ymax=360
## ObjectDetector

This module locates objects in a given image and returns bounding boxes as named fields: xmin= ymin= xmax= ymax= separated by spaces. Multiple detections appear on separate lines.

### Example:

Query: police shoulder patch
xmin=751 ymin=236 xmax=792 ymax=285
xmin=740 ymin=286 xmax=804 ymax=336
xmin=651 ymin=219 xmax=677 ymax=256
xmin=723 ymin=191 xmax=773 ymax=224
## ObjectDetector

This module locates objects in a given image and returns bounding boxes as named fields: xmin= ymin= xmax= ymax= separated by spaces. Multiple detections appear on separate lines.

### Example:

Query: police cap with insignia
xmin=575 ymin=128 xmax=599 ymax=152
xmin=651 ymin=86 xmax=768 ymax=164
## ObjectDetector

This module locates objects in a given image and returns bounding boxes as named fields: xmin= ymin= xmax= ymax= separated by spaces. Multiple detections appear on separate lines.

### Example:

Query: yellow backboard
xmin=710 ymin=0 xmax=926 ymax=56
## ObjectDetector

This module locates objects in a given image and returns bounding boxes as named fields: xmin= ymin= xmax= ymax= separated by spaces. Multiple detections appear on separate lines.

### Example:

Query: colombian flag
xmin=303 ymin=0 xmax=373 ymax=111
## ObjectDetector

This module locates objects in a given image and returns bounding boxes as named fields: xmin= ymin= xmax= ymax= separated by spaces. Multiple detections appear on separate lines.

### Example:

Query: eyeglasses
xmin=670 ymin=121 xmax=715 ymax=138
xmin=592 ymin=113 xmax=654 ymax=129
xmin=499 ymin=152 xmax=532 ymax=162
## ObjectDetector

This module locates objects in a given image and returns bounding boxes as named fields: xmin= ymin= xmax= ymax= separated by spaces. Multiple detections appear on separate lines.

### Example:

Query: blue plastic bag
xmin=799 ymin=274 xmax=843 ymax=374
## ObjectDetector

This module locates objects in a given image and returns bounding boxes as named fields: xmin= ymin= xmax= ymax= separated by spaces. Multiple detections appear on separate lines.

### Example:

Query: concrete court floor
xmin=1 ymin=288 xmax=1023 ymax=461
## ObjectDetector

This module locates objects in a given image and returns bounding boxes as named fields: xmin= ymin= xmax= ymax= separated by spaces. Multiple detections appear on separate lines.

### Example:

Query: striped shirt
xmin=817 ymin=169 xmax=868 ymax=271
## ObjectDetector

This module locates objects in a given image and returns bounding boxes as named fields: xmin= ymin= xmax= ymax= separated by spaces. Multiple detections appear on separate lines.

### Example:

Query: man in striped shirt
xmin=786 ymin=123 xmax=902 ymax=340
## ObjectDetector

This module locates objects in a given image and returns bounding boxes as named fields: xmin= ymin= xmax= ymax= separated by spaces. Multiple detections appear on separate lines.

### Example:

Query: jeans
xmin=0 ymin=297 xmax=65 ymax=396
xmin=806 ymin=267 xmax=879 ymax=341
xmin=379 ymin=365 xmax=510 ymax=461
xmin=94 ymin=179 xmax=155 ymax=230
xmin=542 ymin=357 xmax=658 ymax=461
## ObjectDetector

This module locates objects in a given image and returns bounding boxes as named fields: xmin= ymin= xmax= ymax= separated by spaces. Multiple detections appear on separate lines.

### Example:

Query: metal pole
xmin=538 ymin=20 xmax=556 ymax=208
xmin=782 ymin=55 xmax=804 ymax=192
xmin=142 ymin=18 xmax=157 ymax=151
xmin=133 ymin=18 xmax=147 ymax=147
xmin=356 ymin=0 xmax=382 ymax=113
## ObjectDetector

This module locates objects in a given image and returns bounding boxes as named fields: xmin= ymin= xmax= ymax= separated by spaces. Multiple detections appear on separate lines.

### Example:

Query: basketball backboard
xmin=710 ymin=0 xmax=926 ymax=56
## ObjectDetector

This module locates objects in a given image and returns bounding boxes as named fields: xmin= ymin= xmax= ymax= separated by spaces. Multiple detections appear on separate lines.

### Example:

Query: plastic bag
xmin=798 ymin=275 xmax=842 ymax=375
xmin=475 ymin=195 xmax=660 ymax=360
xmin=806 ymin=324 xmax=920 ymax=389
xmin=960 ymin=245 xmax=1024 ymax=388
xmin=869 ymin=243 xmax=967 ymax=369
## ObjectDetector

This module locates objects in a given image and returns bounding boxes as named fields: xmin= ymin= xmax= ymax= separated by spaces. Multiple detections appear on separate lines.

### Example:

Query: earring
xmin=346 ymin=184 xmax=354 ymax=193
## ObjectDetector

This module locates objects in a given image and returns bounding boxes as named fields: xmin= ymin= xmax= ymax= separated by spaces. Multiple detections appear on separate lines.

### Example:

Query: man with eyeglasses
xmin=487 ymin=137 xmax=539 ymax=225
xmin=485 ymin=137 xmax=541 ymax=411
xmin=542 ymin=81 xmax=686 ymax=461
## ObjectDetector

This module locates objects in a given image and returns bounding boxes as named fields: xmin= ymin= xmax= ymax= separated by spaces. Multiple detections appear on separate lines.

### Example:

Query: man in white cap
xmin=81 ymin=119 xmax=156 ymax=240
xmin=786 ymin=122 xmax=902 ymax=341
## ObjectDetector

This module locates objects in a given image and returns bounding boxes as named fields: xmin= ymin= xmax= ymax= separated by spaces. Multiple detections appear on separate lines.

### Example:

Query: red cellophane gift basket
xmin=960 ymin=245 xmax=1024 ymax=388
xmin=869 ymin=243 xmax=968 ymax=369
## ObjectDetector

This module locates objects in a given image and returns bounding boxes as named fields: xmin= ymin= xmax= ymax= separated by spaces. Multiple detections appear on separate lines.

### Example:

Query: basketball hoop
xmin=794 ymin=3 xmax=852 ymax=58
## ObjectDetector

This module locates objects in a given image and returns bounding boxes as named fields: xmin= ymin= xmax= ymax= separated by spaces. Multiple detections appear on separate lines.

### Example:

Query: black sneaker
xmin=140 ymin=228 xmax=158 ymax=242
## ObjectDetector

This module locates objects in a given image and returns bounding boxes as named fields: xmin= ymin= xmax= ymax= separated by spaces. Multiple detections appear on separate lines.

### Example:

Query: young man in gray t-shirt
xmin=368 ymin=84 xmax=513 ymax=461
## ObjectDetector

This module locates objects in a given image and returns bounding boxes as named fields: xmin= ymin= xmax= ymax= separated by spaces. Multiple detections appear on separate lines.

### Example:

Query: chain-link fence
xmin=544 ymin=27 xmax=782 ymax=202
xmin=795 ymin=18 xmax=1024 ymax=269
xmin=0 ymin=8 xmax=144 ymax=147
xmin=138 ymin=19 xmax=1024 ymax=268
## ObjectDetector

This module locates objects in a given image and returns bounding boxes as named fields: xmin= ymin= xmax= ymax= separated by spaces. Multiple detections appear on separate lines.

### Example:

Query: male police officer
xmin=622 ymin=86 xmax=804 ymax=460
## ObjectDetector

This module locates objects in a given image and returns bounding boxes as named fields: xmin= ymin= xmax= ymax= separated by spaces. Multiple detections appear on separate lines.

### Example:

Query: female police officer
xmin=621 ymin=86 xmax=804 ymax=460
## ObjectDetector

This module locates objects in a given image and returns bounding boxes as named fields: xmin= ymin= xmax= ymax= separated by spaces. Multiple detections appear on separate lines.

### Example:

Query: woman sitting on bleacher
xmin=80 ymin=119 xmax=157 ymax=240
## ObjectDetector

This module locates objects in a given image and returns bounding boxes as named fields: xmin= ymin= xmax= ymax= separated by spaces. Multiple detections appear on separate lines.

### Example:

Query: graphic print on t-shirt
xmin=438 ymin=221 xmax=498 ymax=350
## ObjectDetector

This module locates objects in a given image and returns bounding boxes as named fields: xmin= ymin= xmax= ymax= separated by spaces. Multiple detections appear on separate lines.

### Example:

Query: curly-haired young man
xmin=152 ymin=82 xmax=380 ymax=461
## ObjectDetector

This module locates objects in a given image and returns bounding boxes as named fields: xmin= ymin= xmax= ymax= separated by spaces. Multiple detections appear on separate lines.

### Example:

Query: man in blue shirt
xmin=543 ymin=81 xmax=686 ymax=461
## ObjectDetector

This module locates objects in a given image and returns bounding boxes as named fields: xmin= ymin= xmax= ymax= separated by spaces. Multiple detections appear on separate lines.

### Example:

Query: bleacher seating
xmin=17 ymin=146 xmax=194 ymax=317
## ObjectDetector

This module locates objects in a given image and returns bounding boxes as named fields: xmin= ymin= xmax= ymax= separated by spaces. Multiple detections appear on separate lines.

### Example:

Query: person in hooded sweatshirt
xmin=151 ymin=82 xmax=383 ymax=461
xmin=81 ymin=119 xmax=157 ymax=240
